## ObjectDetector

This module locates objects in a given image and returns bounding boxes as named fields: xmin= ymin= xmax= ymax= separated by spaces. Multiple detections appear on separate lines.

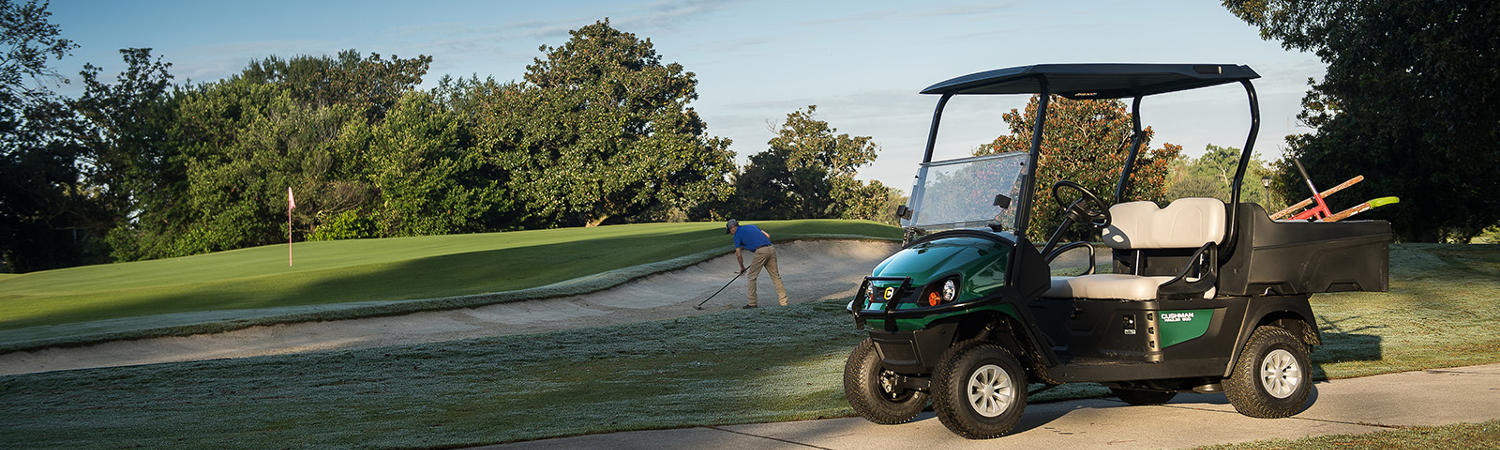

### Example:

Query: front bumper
xmin=849 ymin=276 xmax=992 ymax=332
xmin=868 ymin=322 xmax=959 ymax=374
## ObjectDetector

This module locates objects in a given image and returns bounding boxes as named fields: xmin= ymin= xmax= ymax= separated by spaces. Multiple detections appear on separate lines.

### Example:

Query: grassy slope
xmin=1203 ymin=420 xmax=1500 ymax=449
xmin=2 ymin=244 xmax=1497 ymax=448
xmin=0 ymin=220 xmax=898 ymax=332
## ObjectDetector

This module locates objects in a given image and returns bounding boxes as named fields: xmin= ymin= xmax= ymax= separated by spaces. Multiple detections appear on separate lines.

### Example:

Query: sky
xmin=49 ymin=0 xmax=1324 ymax=193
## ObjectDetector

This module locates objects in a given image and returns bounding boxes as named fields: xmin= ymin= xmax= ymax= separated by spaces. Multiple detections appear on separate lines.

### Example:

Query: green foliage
xmin=0 ymin=0 xmax=105 ymax=272
xmin=1165 ymin=144 xmax=1277 ymax=208
xmin=310 ymin=210 xmax=374 ymax=241
xmin=1224 ymin=0 xmax=1500 ymax=242
xmin=238 ymin=49 xmax=432 ymax=122
xmin=732 ymin=105 xmax=899 ymax=223
xmin=486 ymin=19 xmax=735 ymax=228
xmin=367 ymin=91 xmax=508 ymax=236
xmin=74 ymin=48 xmax=179 ymax=261
xmin=978 ymin=96 xmax=1180 ymax=241
xmin=5 ymin=18 xmax=895 ymax=269
xmin=181 ymin=92 xmax=372 ymax=253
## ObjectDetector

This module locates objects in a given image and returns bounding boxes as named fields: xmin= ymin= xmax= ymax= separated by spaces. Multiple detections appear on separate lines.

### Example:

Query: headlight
xmin=924 ymin=277 xmax=960 ymax=309
xmin=926 ymin=278 xmax=960 ymax=306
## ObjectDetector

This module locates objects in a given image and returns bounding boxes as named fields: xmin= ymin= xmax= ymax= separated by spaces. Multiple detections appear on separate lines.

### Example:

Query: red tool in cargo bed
xmin=1272 ymin=159 xmax=1398 ymax=222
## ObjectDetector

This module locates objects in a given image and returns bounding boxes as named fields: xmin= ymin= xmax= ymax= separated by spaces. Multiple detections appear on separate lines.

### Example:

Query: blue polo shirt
xmin=733 ymin=224 xmax=772 ymax=251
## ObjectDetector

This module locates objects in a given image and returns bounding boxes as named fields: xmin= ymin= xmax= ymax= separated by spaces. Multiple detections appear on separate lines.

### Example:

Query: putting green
xmin=0 ymin=220 xmax=899 ymax=332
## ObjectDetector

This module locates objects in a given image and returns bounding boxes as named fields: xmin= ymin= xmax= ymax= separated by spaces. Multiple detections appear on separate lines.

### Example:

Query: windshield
xmin=903 ymin=152 xmax=1030 ymax=232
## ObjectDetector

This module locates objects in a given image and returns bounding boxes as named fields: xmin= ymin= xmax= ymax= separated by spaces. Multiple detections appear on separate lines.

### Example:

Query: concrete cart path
xmin=0 ymin=240 xmax=898 ymax=376
xmin=495 ymin=363 xmax=1500 ymax=449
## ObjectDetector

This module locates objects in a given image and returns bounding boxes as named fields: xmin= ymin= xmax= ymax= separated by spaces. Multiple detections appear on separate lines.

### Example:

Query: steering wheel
xmin=1051 ymin=180 xmax=1111 ymax=230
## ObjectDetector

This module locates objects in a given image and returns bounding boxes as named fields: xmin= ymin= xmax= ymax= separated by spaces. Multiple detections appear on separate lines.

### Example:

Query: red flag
xmin=288 ymin=187 xmax=296 ymax=210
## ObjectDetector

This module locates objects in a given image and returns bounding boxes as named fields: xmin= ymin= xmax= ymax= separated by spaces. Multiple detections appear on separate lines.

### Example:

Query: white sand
xmin=0 ymin=240 xmax=898 ymax=376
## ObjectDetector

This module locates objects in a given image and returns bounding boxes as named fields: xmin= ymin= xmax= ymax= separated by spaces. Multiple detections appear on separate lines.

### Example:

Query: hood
xmin=872 ymin=236 xmax=1010 ymax=289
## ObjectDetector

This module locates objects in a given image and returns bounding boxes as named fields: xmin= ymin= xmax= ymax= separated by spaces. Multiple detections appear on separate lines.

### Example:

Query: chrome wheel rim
xmin=1259 ymin=349 xmax=1302 ymax=399
xmin=966 ymin=364 xmax=1014 ymax=417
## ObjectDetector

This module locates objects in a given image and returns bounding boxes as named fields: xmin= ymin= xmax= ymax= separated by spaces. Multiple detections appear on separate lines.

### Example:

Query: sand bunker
xmin=0 ymin=240 xmax=898 ymax=376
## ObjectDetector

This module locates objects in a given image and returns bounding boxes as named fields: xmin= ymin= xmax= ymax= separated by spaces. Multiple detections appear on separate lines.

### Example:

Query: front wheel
xmin=843 ymin=338 xmax=927 ymax=424
xmin=932 ymin=343 xmax=1028 ymax=439
xmin=1224 ymin=326 xmax=1312 ymax=418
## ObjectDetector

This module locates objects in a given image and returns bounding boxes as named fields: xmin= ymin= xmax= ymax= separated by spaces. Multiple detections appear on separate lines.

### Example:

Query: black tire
xmin=1224 ymin=326 xmax=1312 ymax=418
xmin=1110 ymin=387 xmax=1177 ymax=405
xmin=843 ymin=338 xmax=927 ymax=424
xmin=931 ymin=343 xmax=1028 ymax=439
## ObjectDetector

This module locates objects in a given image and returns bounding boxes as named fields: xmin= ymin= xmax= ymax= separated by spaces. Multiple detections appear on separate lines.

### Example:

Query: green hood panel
xmin=870 ymin=236 xmax=1011 ymax=303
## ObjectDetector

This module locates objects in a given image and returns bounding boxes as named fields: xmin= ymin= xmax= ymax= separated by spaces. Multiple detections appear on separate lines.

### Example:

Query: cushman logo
xmin=883 ymin=287 xmax=896 ymax=301
xmin=1161 ymin=312 xmax=1196 ymax=323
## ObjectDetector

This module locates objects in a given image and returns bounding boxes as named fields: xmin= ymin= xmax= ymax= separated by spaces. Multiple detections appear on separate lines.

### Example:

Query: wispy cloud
xmin=798 ymin=1 xmax=1017 ymax=27
xmin=169 ymin=39 xmax=336 ymax=83
xmin=393 ymin=0 xmax=730 ymax=55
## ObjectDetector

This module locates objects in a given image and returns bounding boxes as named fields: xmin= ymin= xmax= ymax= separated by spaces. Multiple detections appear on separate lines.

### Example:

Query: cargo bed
xmin=1218 ymin=203 xmax=1391 ymax=296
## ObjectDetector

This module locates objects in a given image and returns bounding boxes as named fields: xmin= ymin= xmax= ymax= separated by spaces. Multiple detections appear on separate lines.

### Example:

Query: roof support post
xmin=1015 ymin=77 xmax=1049 ymax=236
xmin=1222 ymin=80 xmax=1260 ymax=261
xmin=1114 ymin=95 xmax=1145 ymax=203
xmin=921 ymin=94 xmax=953 ymax=164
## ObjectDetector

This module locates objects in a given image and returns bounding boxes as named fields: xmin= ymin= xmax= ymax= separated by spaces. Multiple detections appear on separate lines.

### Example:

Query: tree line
xmin=0 ymin=9 xmax=896 ymax=273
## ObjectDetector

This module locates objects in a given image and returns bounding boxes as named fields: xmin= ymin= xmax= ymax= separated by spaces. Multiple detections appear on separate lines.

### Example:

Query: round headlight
xmin=942 ymin=279 xmax=958 ymax=302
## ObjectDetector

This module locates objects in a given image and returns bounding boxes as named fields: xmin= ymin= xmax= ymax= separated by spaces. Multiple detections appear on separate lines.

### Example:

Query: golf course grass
xmin=2 ymin=243 xmax=1497 ymax=448
xmin=0 ymin=220 xmax=898 ymax=337
xmin=1206 ymin=419 xmax=1500 ymax=449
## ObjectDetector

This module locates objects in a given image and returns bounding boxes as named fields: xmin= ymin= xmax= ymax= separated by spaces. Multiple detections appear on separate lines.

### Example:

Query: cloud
xmin=167 ymin=39 xmax=336 ymax=84
xmin=614 ymin=0 xmax=732 ymax=30
xmin=798 ymin=1 xmax=1017 ymax=27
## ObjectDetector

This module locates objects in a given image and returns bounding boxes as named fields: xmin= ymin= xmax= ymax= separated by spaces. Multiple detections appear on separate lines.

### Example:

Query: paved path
xmin=494 ymin=363 xmax=1500 ymax=449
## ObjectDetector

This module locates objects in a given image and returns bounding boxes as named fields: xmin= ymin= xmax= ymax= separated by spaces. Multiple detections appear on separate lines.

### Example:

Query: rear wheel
xmin=1224 ymin=326 xmax=1312 ymax=418
xmin=843 ymin=338 xmax=927 ymax=424
xmin=932 ymin=343 xmax=1028 ymax=439
xmin=1110 ymin=387 xmax=1177 ymax=405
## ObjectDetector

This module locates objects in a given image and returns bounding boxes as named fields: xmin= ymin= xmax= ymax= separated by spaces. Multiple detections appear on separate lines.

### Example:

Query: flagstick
xmin=288 ymin=187 xmax=294 ymax=268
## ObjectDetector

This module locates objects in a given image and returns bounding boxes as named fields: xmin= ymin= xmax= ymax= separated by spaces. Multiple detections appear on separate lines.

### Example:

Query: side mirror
xmin=895 ymin=205 xmax=913 ymax=220
xmin=993 ymin=194 xmax=1012 ymax=209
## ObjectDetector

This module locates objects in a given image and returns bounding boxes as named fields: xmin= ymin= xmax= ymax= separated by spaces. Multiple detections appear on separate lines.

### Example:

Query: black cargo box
xmin=1218 ymin=203 xmax=1392 ymax=296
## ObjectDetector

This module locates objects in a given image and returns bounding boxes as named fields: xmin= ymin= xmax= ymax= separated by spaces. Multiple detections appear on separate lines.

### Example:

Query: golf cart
xmin=842 ymin=64 xmax=1392 ymax=439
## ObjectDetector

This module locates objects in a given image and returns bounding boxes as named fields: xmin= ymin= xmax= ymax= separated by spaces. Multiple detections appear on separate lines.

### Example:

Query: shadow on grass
xmin=1310 ymin=314 xmax=1383 ymax=380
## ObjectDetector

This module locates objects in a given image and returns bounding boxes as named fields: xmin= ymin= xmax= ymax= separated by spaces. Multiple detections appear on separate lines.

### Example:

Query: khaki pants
xmin=746 ymin=246 xmax=788 ymax=306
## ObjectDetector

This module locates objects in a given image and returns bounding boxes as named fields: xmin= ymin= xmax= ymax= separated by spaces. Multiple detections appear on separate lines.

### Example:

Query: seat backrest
xmin=1101 ymin=198 xmax=1226 ymax=250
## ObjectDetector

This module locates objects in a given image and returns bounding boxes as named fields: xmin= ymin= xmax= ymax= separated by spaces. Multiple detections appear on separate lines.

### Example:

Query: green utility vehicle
xmin=842 ymin=64 xmax=1392 ymax=439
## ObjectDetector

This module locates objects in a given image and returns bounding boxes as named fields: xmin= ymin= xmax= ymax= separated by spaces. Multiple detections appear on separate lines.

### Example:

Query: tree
xmin=732 ymin=105 xmax=898 ymax=222
xmin=492 ymin=19 xmax=734 ymax=227
xmin=1224 ymin=0 xmax=1500 ymax=242
xmin=0 ymin=0 xmax=102 ymax=272
xmin=178 ymin=95 xmax=372 ymax=254
xmin=1165 ymin=144 xmax=1276 ymax=209
xmin=239 ymin=50 xmax=432 ymax=122
xmin=366 ymin=91 xmax=510 ymax=236
xmin=73 ymin=48 xmax=178 ymax=259
xmin=977 ymin=96 xmax=1180 ymax=242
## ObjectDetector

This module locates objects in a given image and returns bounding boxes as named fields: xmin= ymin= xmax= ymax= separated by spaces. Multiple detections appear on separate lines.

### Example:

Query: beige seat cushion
xmin=1046 ymin=274 xmax=1216 ymax=300
xmin=1047 ymin=274 xmax=1174 ymax=300
xmin=1101 ymin=198 xmax=1226 ymax=250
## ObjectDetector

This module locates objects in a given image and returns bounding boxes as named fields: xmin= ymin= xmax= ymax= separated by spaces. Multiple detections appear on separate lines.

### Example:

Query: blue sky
xmin=49 ymin=0 xmax=1322 ymax=192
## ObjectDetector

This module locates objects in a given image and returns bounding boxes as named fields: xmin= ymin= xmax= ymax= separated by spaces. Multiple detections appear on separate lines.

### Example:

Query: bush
xmin=312 ymin=210 xmax=376 ymax=241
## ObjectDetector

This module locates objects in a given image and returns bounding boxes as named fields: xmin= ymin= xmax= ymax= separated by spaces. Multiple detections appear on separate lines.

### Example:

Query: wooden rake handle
xmin=1269 ymin=175 xmax=1365 ymax=220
